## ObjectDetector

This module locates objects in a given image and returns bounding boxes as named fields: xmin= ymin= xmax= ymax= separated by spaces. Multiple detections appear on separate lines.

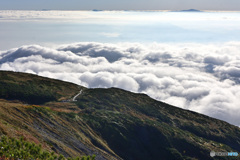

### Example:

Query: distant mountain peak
xmin=180 ymin=9 xmax=202 ymax=12
xmin=92 ymin=9 xmax=103 ymax=12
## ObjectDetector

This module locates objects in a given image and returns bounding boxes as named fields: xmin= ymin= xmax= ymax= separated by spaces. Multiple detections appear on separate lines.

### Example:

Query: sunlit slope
xmin=0 ymin=71 xmax=118 ymax=159
xmin=0 ymin=71 xmax=240 ymax=160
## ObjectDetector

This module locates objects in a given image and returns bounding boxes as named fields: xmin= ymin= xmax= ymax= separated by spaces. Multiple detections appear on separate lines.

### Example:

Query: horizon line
xmin=0 ymin=9 xmax=240 ymax=12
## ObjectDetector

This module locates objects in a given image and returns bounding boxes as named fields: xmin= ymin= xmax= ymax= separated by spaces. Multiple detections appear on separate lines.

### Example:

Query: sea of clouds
xmin=0 ymin=42 xmax=240 ymax=126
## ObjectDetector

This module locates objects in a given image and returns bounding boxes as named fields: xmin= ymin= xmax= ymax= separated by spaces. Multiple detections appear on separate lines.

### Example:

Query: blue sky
xmin=1 ymin=0 xmax=240 ymax=10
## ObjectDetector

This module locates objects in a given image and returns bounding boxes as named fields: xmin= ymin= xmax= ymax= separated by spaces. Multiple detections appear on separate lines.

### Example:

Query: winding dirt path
xmin=72 ymin=90 xmax=82 ymax=101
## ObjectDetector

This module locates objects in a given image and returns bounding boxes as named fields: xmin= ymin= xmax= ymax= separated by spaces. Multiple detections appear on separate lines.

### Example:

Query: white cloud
xmin=100 ymin=32 xmax=120 ymax=38
xmin=1 ymin=42 xmax=240 ymax=126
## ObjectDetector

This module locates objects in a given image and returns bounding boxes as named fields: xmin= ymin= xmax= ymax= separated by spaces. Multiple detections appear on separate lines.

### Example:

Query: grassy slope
xmin=76 ymin=88 xmax=240 ymax=160
xmin=0 ymin=135 xmax=96 ymax=160
xmin=0 ymin=71 xmax=82 ymax=104
xmin=0 ymin=71 xmax=240 ymax=160
xmin=0 ymin=71 xmax=118 ymax=160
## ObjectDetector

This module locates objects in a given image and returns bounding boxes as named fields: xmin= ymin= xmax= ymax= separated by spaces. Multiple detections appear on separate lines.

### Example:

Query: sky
xmin=1 ymin=11 xmax=240 ymax=50
xmin=1 ymin=0 xmax=240 ymax=11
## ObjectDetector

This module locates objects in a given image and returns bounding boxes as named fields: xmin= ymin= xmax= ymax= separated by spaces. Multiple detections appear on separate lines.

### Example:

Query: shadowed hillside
xmin=0 ymin=71 xmax=240 ymax=160
xmin=0 ymin=71 xmax=82 ymax=104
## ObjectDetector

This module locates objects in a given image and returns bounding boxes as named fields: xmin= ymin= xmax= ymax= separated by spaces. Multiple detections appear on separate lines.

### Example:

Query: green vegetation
xmin=0 ymin=136 xmax=95 ymax=160
xmin=0 ymin=71 xmax=81 ymax=104
xmin=0 ymin=81 xmax=57 ymax=104
xmin=76 ymin=88 xmax=240 ymax=160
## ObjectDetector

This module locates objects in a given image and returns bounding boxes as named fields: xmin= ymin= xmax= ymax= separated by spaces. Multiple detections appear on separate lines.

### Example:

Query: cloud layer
xmin=1 ymin=42 xmax=240 ymax=126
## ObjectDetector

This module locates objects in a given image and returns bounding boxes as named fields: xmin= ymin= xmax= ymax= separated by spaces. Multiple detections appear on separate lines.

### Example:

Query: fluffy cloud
xmin=58 ymin=43 xmax=126 ymax=63
xmin=1 ymin=42 xmax=240 ymax=126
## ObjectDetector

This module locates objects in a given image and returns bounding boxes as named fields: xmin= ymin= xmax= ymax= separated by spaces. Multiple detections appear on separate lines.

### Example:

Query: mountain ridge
xmin=0 ymin=71 xmax=240 ymax=160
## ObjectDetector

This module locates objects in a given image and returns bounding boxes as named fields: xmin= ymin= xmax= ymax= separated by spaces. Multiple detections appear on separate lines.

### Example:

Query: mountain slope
xmin=76 ymin=88 xmax=240 ymax=160
xmin=0 ymin=71 xmax=82 ymax=104
xmin=0 ymin=71 xmax=240 ymax=160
